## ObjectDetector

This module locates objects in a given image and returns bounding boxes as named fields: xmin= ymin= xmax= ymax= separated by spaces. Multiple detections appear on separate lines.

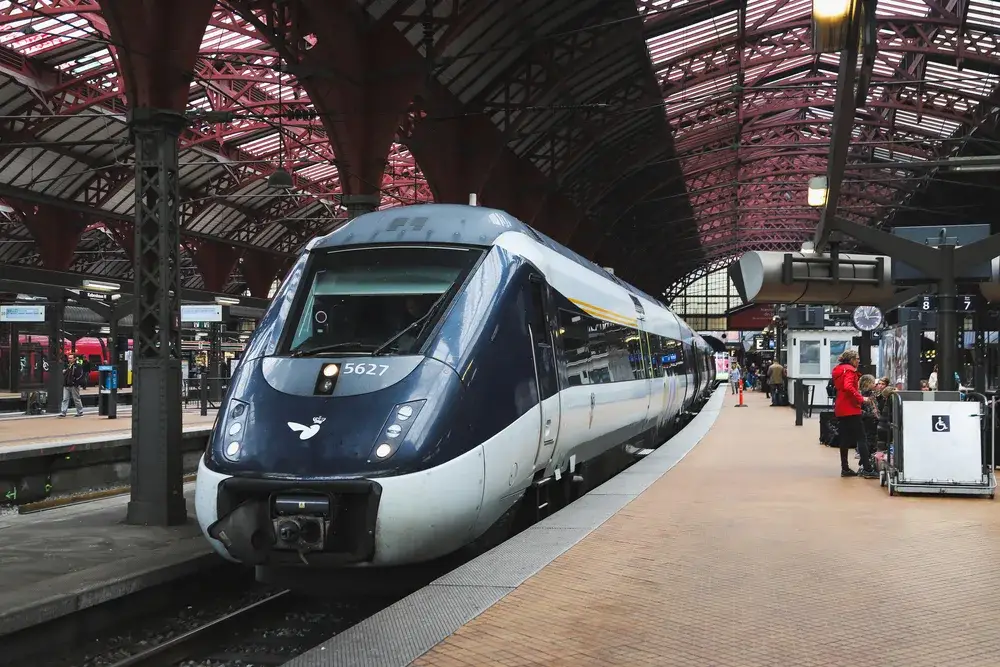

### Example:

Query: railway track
xmin=104 ymin=590 xmax=383 ymax=667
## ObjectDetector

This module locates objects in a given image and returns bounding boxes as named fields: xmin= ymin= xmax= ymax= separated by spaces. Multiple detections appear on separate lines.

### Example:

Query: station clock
xmin=852 ymin=305 xmax=884 ymax=332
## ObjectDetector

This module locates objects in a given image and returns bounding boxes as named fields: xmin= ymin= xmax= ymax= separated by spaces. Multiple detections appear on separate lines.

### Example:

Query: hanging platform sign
xmin=0 ymin=305 xmax=46 ymax=322
xmin=180 ymin=304 xmax=223 ymax=323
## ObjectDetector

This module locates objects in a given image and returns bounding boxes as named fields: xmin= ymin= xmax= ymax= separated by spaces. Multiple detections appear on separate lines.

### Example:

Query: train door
xmin=690 ymin=343 xmax=702 ymax=401
xmin=639 ymin=328 xmax=653 ymax=425
xmin=526 ymin=275 xmax=561 ymax=470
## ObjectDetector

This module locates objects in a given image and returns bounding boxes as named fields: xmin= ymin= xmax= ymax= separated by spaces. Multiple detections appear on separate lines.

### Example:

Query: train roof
xmin=311 ymin=204 xmax=673 ymax=314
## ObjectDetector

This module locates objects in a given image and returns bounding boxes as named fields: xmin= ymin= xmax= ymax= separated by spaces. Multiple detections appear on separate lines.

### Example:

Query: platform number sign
xmin=920 ymin=295 xmax=975 ymax=312
xmin=932 ymin=415 xmax=951 ymax=433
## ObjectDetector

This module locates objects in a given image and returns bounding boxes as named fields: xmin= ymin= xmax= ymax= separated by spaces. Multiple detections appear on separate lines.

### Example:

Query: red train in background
xmin=12 ymin=335 xmax=133 ymax=387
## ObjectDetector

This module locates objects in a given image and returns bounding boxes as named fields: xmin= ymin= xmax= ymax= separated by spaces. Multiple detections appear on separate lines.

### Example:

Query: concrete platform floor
xmin=0 ymin=409 xmax=217 ymax=451
xmin=411 ymin=390 xmax=1000 ymax=667
xmin=0 ymin=387 xmax=134 ymax=400
xmin=0 ymin=484 xmax=216 ymax=636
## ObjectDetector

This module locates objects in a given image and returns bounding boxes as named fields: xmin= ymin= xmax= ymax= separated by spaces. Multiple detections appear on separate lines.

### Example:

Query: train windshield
xmin=282 ymin=245 xmax=483 ymax=357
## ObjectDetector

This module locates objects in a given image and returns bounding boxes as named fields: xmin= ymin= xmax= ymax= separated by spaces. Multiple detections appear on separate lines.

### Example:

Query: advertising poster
xmin=880 ymin=324 xmax=909 ymax=390
xmin=714 ymin=353 xmax=731 ymax=381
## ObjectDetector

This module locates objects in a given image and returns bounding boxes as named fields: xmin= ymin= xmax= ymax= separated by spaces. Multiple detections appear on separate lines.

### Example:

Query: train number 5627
xmin=342 ymin=362 xmax=390 ymax=376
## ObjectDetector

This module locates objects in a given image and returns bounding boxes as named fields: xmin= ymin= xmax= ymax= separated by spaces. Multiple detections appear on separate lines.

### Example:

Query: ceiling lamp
xmin=267 ymin=167 xmax=294 ymax=189
xmin=82 ymin=279 xmax=121 ymax=292
xmin=812 ymin=0 xmax=855 ymax=53
xmin=807 ymin=176 xmax=829 ymax=208
xmin=214 ymin=295 xmax=240 ymax=306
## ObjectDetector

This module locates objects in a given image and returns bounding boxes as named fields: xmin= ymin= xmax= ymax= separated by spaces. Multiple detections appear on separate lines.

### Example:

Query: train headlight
xmin=368 ymin=400 xmax=425 ymax=463
xmin=314 ymin=364 xmax=340 ymax=395
xmin=222 ymin=399 xmax=249 ymax=461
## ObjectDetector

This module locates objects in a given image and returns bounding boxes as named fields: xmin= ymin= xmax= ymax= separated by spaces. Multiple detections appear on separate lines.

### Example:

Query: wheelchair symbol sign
xmin=932 ymin=415 xmax=951 ymax=433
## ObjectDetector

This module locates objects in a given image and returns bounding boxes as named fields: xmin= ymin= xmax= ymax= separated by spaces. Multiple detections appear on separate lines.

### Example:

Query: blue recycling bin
xmin=97 ymin=365 xmax=118 ymax=419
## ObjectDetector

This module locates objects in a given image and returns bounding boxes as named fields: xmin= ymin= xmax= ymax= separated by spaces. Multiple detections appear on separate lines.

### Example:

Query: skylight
xmin=875 ymin=0 xmax=933 ymax=18
xmin=967 ymin=0 xmax=1000 ymax=30
xmin=645 ymin=10 xmax=739 ymax=66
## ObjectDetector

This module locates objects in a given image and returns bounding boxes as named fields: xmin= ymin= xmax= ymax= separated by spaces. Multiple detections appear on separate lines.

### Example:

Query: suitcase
xmin=819 ymin=411 xmax=839 ymax=447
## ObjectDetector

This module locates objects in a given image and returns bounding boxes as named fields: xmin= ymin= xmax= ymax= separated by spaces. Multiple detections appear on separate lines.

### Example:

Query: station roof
xmin=0 ymin=0 xmax=997 ymax=296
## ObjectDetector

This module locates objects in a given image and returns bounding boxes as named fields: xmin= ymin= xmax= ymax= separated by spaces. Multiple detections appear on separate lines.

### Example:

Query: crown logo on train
xmin=312 ymin=416 xmax=327 ymax=425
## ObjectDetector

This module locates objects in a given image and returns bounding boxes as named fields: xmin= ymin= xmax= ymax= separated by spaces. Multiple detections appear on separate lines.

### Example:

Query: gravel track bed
xmin=33 ymin=574 xmax=280 ymax=667
xmin=174 ymin=596 xmax=391 ymax=667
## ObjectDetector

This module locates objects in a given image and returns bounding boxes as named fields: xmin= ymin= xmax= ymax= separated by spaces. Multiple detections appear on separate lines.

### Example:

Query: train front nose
xmin=196 ymin=354 xmax=486 ymax=567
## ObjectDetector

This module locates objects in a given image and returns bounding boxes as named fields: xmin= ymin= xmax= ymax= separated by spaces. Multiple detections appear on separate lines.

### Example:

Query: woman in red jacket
xmin=831 ymin=349 xmax=878 ymax=478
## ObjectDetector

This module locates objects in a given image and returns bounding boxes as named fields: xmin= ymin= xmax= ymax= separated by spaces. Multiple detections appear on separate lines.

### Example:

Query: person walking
xmin=767 ymin=359 xmax=784 ymax=405
xmin=60 ymin=353 xmax=85 ymax=418
xmin=832 ymin=349 xmax=878 ymax=478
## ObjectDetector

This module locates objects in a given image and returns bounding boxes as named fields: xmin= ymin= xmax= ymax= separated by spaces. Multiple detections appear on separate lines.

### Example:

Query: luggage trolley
xmin=881 ymin=390 xmax=995 ymax=497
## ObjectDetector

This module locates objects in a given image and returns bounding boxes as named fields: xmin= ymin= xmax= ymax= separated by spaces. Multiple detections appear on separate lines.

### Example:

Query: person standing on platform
xmin=730 ymin=363 xmax=742 ymax=395
xmin=832 ymin=349 xmax=878 ymax=478
xmin=767 ymin=359 xmax=784 ymax=405
xmin=60 ymin=353 xmax=85 ymax=418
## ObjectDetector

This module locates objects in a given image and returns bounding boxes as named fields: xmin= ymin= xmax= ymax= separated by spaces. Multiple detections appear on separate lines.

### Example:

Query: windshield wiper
xmin=290 ymin=342 xmax=377 ymax=358
xmin=371 ymin=291 xmax=451 ymax=357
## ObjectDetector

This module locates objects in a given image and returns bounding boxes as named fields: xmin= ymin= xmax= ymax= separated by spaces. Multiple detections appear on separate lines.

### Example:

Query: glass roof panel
xmin=892 ymin=110 xmax=962 ymax=138
xmin=755 ymin=0 xmax=811 ymax=31
xmin=646 ymin=10 xmax=739 ymax=66
xmin=967 ymin=0 xmax=1000 ymax=30
xmin=924 ymin=61 xmax=1000 ymax=100
xmin=875 ymin=0 xmax=933 ymax=18
xmin=665 ymin=73 xmax=738 ymax=117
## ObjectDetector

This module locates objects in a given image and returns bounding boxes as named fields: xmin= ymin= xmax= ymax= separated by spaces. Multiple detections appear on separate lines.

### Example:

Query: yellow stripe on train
xmin=568 ymin=297 xmax=638 ymax=327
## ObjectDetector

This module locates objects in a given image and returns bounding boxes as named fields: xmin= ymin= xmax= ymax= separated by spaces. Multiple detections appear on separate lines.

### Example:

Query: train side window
xmin=526 ymin=278 xmax=558 ymax=400
xmin=662 ymin=339 xmax=682 ymax=377
xmin=558 ymin=308 xmax=592 ymax=386
xmin=648 ymin=335 xmax=663 ymax=378
xmin=589 ymin=321 xmax=636 ymax=383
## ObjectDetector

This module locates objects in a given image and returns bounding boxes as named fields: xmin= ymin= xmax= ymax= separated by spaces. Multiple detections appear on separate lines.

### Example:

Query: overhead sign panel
xmin=891 ymin=224 xmax=992 ymax=282
xmin=180 ymin=304 xmax=222 ymax=323
xmin=0 ymin=304 xmax=45 ymax=322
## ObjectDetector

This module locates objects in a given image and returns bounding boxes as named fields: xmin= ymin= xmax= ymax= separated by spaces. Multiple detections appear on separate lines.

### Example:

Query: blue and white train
xmin=196 ymin=204 xmax=715 ymax=577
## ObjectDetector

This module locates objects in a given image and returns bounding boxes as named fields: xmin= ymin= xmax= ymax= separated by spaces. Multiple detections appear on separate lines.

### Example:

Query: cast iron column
xmin=107 ymin=302 xmax=118 ymax=419
xmin=974 ymin=303 xmax=987 ymax=392
xmin=126 ymin=108 xmax=187 ymax=526
xmin=45 ymin=298 xmax=64 ymax=413
xmin=342 ymin=194 xmax=380 ymax=220
xmin=859 ymin=331 xmax=873 ymax=376
xmin=208 ymin=321 xmax=222 ymax=402
xmin=936 ymin=243 xmax=958 ymax=392
xmin=9 ymin=324 xmax=19 ymax=393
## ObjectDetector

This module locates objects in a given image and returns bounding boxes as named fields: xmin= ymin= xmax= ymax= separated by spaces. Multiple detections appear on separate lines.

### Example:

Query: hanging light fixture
xmin=812 ymin=0 xmax=855 ymax=53
xmin=808 ymin=176 xmax=829 ymax=207
xmin=267 ymin=168 xmax=294 ymax=189
xmin=268 ymin=60 xmax=292 ymax=190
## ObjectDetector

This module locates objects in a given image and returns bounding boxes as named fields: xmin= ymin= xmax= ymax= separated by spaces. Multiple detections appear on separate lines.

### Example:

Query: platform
xmin=0 ymin=387 xmax=135 ymax=413
xmin=0 ymin=483 xmax=217 ymax=637
xmin=0 ymin=409 xmax=217 ymax=460
xmin=291 ymin=387 xmax=1000 ymax=667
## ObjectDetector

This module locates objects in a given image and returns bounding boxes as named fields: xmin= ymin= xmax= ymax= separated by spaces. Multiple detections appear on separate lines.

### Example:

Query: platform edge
xmin=283 ymin=387 xmax=727 ymax=667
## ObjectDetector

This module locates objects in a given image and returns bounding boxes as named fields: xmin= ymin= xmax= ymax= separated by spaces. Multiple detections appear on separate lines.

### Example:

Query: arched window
xmin=663 ymin=257 xmax=743 ymax=330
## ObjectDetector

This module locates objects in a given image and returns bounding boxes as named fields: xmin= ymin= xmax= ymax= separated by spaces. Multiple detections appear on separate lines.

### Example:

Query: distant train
xmin=10 ymin=336 xmax=125 ymax=387
xmin=196 ymin=204 xmax=716 ymax=581
xmin=8 ymin=335 xmax=245 ymax=389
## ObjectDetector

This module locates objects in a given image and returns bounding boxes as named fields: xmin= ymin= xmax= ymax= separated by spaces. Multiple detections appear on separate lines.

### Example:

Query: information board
xmin=180 ymin=304 xmax=223 ymax=323
xmin=0 ymin=304 xmax=46 ymax=322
